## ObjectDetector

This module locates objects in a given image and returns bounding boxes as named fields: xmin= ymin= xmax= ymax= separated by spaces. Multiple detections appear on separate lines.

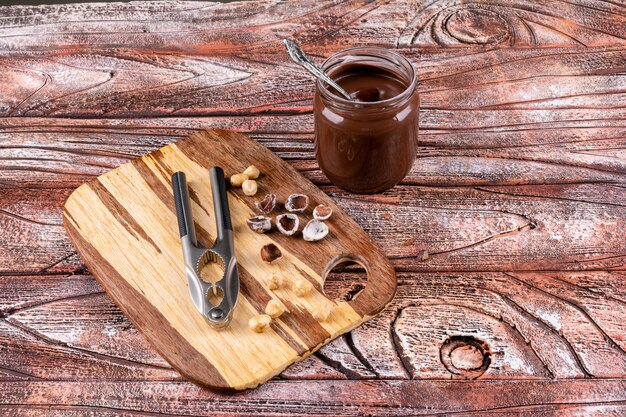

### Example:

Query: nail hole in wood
xmin=323 ymin=256 xmax=368 ymax=302
xmin=440 ymin=336 xmax=491 ymax=379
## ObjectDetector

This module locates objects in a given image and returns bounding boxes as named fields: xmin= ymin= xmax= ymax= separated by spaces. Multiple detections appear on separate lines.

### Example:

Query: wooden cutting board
xmin=63 ymin=129 xmax=396 ymax=391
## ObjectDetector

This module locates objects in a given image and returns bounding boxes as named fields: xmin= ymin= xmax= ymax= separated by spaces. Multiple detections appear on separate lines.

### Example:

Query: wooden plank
xmin=3 ymin=271 xmax=624 ymax=382
xmin=2 ymin=46 xmax=626 ymax=117
xmin=0 ymin=0 xmax=625 ymax=410
xmin=3 ymin=180 xmax=623 ymax=274
xmin=0 ymin=379 xmax=624 ymax=416
xmin=0 ymin=0 xmax=624 ymax=54
xmin=0 ymin=118 xmax=623 ymax=273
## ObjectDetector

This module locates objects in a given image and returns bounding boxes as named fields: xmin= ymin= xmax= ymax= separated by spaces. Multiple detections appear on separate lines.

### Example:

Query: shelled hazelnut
xmin=243 ymin=165 xmax=260 ymax=179
xmin=242 ymin=179 xmax=258 ymax=196
xmin=293 ymin=279 xmax=313 ymax=297
xmin=266 ymin=273 xmax=284 ymax=290
xmin=230 ymin=173 xmax=248 ymax=187
xmin=265 ymin=299 xmax=285 ymax=318
xmin=312 ymin=303 xmax=333 ymax=322
xmin=249 ymin=314 xmax=272 ymax=333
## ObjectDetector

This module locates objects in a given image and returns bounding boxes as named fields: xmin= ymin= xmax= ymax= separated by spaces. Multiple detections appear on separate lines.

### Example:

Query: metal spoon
xmin=283 ymin=39 xmax=353 ymax=101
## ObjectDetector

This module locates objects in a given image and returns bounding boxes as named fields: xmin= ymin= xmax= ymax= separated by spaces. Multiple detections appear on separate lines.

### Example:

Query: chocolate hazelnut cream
xmin=314 ymin=48 xmax=419 ymax=194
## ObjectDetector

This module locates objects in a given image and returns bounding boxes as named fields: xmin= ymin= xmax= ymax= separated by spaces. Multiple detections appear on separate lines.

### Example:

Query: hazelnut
xmin=285 ymin=194 xmax=309 ymax=213
xmin=265 ymin=299 xmax=285 ymax=318
xmin=260 ymin=243 xmax=282 ymax=263
xmin=313 ymin=204 xmax=332 ymax=220
xmin=302 ymin=219 xmax=329 ymax=242
xmin=242 ymin=179 xmax=258 ymax=196
xmin=246 ymin=216 xmax=272 ymax=233
xmin=266 ymin=273 xmax=284 ymax=290
xmin=256 ymin=193 xmax=276 ymax=214
xmin=243 ymin=165 xmax=260 ymax=179
xmin=276 ymin=213 xmax=299 ymax=236
xmin=293 ymin=279 xmax=313 ymax=297
xmin=312 ymin=303 xmax=333 ymax=321
xmin=230 ymin=173 xmax=248 ymax=187
xmin=249 ymin=314 xmax=271 ymax=333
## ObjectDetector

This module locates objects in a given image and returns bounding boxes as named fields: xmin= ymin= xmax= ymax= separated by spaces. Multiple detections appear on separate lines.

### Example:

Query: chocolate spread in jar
xmin=314 ymin=49 xmax=419 ymax=194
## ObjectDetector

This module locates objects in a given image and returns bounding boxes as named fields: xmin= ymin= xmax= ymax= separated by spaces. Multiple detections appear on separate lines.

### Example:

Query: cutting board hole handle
xmin=322 ymin=255 xmax=368 ymax=302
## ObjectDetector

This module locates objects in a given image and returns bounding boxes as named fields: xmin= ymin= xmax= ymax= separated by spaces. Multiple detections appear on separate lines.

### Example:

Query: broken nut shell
xmin=313 ymin=204 xmax=333 ymax=220
xmin=285 ymin=194 xmax=309 ymax=213
xmin=246 ymin=216 xmax=272 ymax=233
xmin=302 ymin=219 xmax=329 ymax=242
xmin=265 ymin=299 xmax=285 ymax=318
xmin=249 ymin=314 xmax=271 ymax=333
xmin=276 ymin=213 xmax=299 ymax=236
xmin=260 ymin=243 xmax=282 ymax=263
xmin=256 ymin=193 xmax=276 ymax=214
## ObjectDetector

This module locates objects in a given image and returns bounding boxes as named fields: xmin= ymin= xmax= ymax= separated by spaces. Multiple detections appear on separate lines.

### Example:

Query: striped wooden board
xmin=63 ymin=129 xmax=396 ymax=391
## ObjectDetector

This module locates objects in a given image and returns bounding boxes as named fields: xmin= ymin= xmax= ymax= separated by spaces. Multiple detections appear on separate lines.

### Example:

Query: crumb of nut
xmin=293 ymin=279 xmax=313 ymax=297
xmin=256 ymin=193 xmax=276 ymax=214
xmin=302 ymin=219 xmax=329 ymax=241
xmin=266 ymin=273 xmax=284 ymax=290
xmin=285 ymin=194 xmax=309 ymax=213
xmin=249 ymin=314 xmax=272 ymax=333
xmin=246 ymin=215 xmax=272 ymax=233
xmin=416 ymin=249 xmax=429 ymax=261
xmin=382 ymin=213 xmax=391 ymax=220
xmin=313 ymin=204 xmax=332 ymax=220
xmin=243 ymin=165 xmax=260 ymax=179
xmin=312 ymin=303 xmax=333 ymax=321
xmin=260 ymin=243 xmax=282 ymax=263
xmin=265 ymin=299 xmax=285 ymax=318
xmin=242 ymin=179 xmax=258 ymax=196
xmin=230 ymin=173 xmax=248 ymax=187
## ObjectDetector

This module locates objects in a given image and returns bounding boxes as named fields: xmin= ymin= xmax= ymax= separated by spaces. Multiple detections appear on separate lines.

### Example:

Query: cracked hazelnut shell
xmin=313 ymin=204 xmax=332 ymax=220
xmin=276 ymin=213 xmax=299 ymax=236
xmin=302 ymin=219 xmax=329 ymax=242
xmin=246 ymin=216 xmax=272 ymax=233
xmin=256 ymin=193 xmax=276 ymax=214
xmin=285 ymin=194 xmax=309 ymax=213
xmin=260 ymin=243 xmax=282 ymax=263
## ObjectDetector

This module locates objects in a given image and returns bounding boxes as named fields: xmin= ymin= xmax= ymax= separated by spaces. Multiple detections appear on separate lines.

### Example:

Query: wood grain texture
xmin=1 ymin=0 xmax=625 ymax=413
xmin=0 ymin=379 xmax=625 ymax=416
xmin=63 ymin=129 xmax=396 ymax=390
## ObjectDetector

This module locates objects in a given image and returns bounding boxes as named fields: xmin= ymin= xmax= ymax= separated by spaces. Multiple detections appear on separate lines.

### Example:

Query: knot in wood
xmin=440 ymin=336 xmax=490 ymax=379
xmin=445 ymin=8 xmax=509 ymax=45
xmin=450 ymin=345 xmax=484 ymax=370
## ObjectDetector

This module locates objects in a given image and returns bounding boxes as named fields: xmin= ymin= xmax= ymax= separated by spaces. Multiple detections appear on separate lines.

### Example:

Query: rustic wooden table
xmin=1 ymin=0 xmax=625 ymax=415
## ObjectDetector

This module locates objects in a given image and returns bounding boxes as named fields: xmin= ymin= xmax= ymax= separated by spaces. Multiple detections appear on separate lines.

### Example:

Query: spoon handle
xmin=283 ymin=39 xmax=353 ymax=101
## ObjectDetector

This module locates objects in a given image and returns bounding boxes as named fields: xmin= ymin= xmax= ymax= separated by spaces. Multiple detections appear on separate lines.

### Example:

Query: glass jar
xmin=314 ymin=47 xmax=419 ymax=194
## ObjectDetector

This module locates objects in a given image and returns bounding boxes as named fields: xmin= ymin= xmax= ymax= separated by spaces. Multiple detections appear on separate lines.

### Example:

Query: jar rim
xmin=316 ymin=46 xmax=417 ymax=110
